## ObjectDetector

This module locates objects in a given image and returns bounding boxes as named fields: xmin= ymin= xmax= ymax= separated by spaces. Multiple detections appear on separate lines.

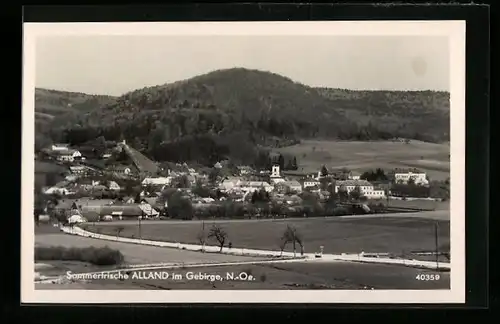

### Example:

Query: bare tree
xmin=280 ymin=225 xmax=304 ymax=258
xmin=278 ymin=237 xmax=287 ymax=257
xmin=208 ymin=225 xmax=228 ymax=252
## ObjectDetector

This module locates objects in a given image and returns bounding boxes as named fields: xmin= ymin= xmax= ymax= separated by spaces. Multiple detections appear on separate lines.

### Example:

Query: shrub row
xmin=35 ymin=245 xmax=124 ymax=266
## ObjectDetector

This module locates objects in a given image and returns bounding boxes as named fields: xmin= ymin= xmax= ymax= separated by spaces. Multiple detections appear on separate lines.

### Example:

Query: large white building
xmin=334 ymin=180 xmax=385 ymax=199
xmin=301 ymin=178 xmax=320 ymax=189
xmin=394 ymin=170 xmax=429 ymax=185
xmin=219 ymin=178 xmax=273 ymax=194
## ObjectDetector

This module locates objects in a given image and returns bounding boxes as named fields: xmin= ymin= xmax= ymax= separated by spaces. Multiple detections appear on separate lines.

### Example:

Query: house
xmin=283 ymin=180 xmax=302 ymax=193
xmin=52 ymin=149 xmax=83 ymax=163
xmin=139 ymin=200 xmax=160 ymax=217
xmin=237 ymin=166 xmax=254 ymax=175
xmin=142 ymin=177 xmax=171 ymax=186
xmin=107 ymin=181 xmax=121 ymax=191
xmin=110 ymin=165 xmax=133 ymax=175
xmin=123 ymin=196 xmax=136 ymax=204
xmin=275 ymin=180 xmax=302 ymax=193
xmin=393 ymin=169 xmax=429 ymax=185
xmin=334 ymin=180 xmax=385 ymax=199
xmin=51 ymin=143 xmax=70 ymax=151
xmin=301 ymin=178 xmax=320 ymax=189
xmin=243 ymin=181 xmax=273 ymax=193
xmin=100 ymin=204 xmax=144 ymax=220
xmin=101 ymin=152 xmax=113 ymax=159
xmin=219 ymin=177 xmax=242 ymax=191
xmin=329 ymin=169 xmax=350 ymax=180
xmin=348 ymin=171 xmax=361 ymax=180
xmin=43 ymin=180 xmax=71 ymax=195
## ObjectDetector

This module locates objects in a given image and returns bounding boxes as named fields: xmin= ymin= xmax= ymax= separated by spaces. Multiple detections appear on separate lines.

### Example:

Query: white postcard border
xmin=21 ymin=20 xmax=466 ymax=304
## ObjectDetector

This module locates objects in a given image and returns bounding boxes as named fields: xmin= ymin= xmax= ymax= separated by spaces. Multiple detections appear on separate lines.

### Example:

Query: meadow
xmin=87 ymin=216 xmax=450 ymax=257
xmin=278 ymin=140 xmax=450 ymax=180
xmin=379 ymin=198 xmax=450 ymax=211
xmin=36 ymin=261 xmax=450 ymax=290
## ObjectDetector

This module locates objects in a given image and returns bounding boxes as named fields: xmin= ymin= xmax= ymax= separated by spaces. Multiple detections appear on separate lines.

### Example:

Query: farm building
xmin=100 ymin=204 xmax=144 ymax=219
xmin=334 ymin=180 xmax=386 ymax=199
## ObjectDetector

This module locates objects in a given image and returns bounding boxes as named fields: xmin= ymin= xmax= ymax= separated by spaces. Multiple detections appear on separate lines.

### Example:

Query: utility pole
xmin=434 ymin=222 xmax=439 ymax=270
xmin=202 ymin=220 xmax=205 ymax=252
xmin=138 ymin=214 xmax=142 ymax=240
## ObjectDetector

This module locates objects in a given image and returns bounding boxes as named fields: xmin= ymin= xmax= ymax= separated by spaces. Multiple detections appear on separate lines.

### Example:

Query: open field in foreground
xmin=35 ymin=232 xmax=261 ymax=265
xmin=36 ymin=261 xmax=449 ymax=290
xmin=87 ymin=215 xmax=450 ymax=256
xmin=278 ymin=140 xmax=450 ymax=180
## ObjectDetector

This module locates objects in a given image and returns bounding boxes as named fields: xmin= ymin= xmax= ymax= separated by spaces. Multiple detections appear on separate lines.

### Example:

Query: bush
xmin=333 ymin=206 xmax=349 ymax=216
xmin=35 ymin=245 xmax=124 ymax=266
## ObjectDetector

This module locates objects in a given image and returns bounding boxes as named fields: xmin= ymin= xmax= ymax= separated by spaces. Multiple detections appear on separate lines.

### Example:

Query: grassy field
xmin=277 ymin=140 xmax=450 ymax=180
xmin=35 ymin=230 xmax=262 ymax=265
xmin=378 ymin=199 xmax=450 ymax=211
xmin=87 ymin=216 xmax=450 ymax=256
xmin=36 ymin=261 xmax=449 ymax=290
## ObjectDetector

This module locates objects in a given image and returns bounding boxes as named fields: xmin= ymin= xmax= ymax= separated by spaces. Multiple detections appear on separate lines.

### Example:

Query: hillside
xmin=35 ymin=88 xmax=117 ymax=117
xmin=36 ymin=68 xmax=450 ymax=166
xmin=35 ymin=88 xmax=117 ymax=149
xmin=315 ymin=88 xmax=450 ymax=141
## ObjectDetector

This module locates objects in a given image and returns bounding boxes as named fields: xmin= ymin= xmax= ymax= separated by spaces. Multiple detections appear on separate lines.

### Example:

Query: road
xmin=35 ymin=232 xmax=261 ymax=265
xmin=92 ymin=210 xmax=450 ymax=227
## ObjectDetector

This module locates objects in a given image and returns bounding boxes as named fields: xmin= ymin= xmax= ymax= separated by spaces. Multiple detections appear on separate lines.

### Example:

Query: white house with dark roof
xmin=335 ymin=179 xmax=385 ymax=199
xmin=52 ymin=149 xmax=82 ymax=162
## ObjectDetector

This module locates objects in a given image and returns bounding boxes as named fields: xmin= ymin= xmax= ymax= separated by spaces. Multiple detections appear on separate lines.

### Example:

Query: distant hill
xmin=35 ymin=68 xmax=450 ymax=166
xmin=35 ymin=88 xmax=116 ymax=120
xmin=35 ymin=88 xmax=117 ymax=149
xmin=315 ymin=88 xmax=450 ymax=141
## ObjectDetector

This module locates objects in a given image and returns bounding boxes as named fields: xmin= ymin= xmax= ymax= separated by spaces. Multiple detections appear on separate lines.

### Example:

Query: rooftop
xmin=282 ymin=180 xmax=301 ymax=186
xmin=393 ymin=168 xmax=424 ymax=174
xmin=51 ymin=149 xmax=78 ymax=156
xmin=336 ymin=180 xmax=373 ymax=187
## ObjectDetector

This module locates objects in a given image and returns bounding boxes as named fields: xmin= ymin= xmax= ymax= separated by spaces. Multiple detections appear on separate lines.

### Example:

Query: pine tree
xmin=321 ymin=165 xmax=329 ymax=177
xmin=278 ymin=154 xmax=285 ymax=170
xmin=292 ymin=156 xmax=298 ymax=170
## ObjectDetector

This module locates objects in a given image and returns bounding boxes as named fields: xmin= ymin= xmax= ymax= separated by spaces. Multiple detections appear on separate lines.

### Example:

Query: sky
xmin=35 ymin=35 xmax=449 ymax=96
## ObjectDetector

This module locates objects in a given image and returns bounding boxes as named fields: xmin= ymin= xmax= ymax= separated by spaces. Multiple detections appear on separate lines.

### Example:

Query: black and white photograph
xmin=22 ymin=21 xmax=466 ymax=303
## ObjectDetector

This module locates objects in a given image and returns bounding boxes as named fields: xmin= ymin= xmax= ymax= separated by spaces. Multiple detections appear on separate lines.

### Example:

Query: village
xmin=34 ymin=139 xmax=443 ymax=225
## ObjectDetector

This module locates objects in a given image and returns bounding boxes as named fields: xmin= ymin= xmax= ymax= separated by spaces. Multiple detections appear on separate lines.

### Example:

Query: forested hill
xmin=35 ymin=68 xmax=450 ymax=166
xmin=315 ymin=87 xmax=450 ymax=142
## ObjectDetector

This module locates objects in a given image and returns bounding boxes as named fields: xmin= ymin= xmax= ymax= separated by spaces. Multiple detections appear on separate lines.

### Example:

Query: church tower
xmin=271 ymin=164 xmax=280 ymax=178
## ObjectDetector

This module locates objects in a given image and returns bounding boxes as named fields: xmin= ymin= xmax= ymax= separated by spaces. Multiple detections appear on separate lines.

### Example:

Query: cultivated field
xmin=278 ymin=140 xmax=450 ymax=180
xmin=87 ymin=216 xmax=450 ymax=256
xmin=36 ymin=261 xmax=449 ymax=290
